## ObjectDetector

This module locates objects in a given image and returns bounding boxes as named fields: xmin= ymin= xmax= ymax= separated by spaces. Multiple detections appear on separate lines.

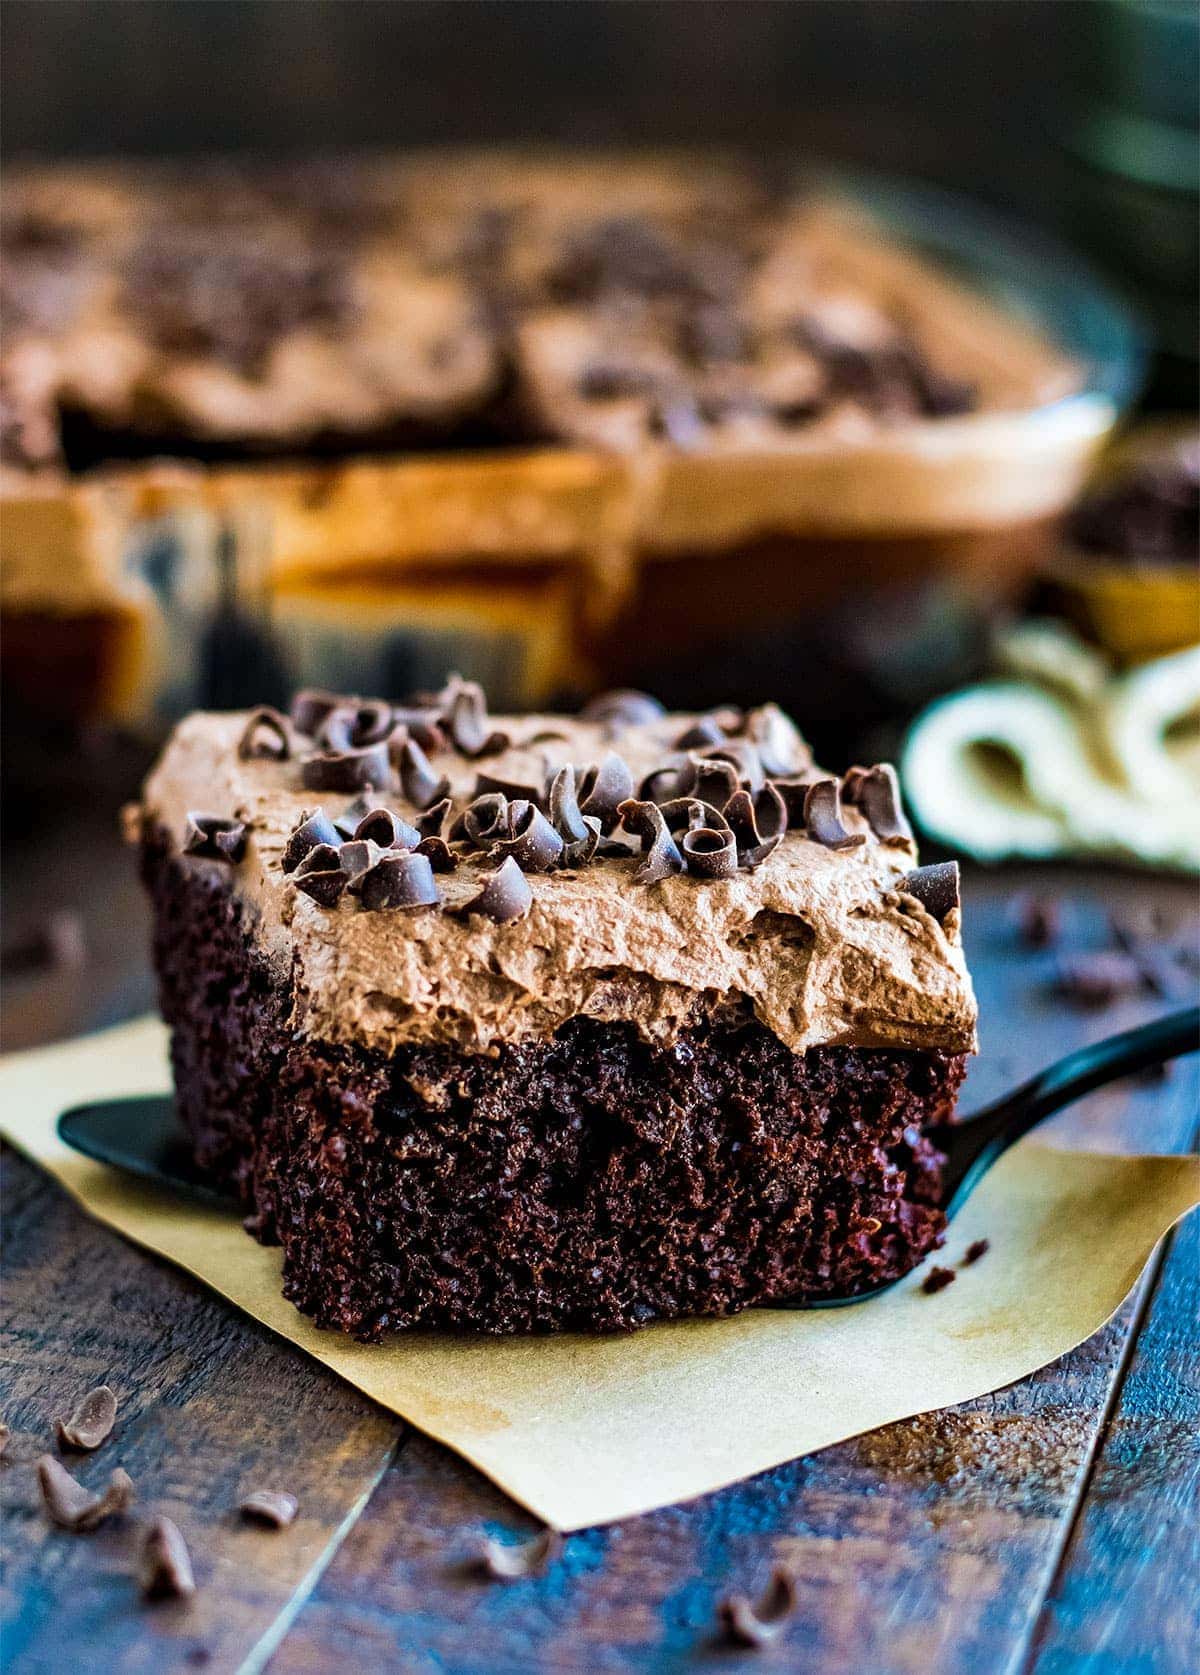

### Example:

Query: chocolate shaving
xmin=416 ymin=835 xmax=458 ymax=872
xmin=332 ymin=790 xmax=387 ymax=840
xmin=454 ymin=792 xmax=510 ymax=848
xmin=397 ymin=737 xmax=450 ymax=810
xmin=282 ymin=809 xmax=342 ymax=873
xmin=963 ymin=1238 xmax=990 ymax=1266
xmin=389 ymin=706 xmax=447 ymax=754
xmin=182 ymin=813 xmax=247 ymax=864
xmin=315 ymin=699 xmax=392 ymax=752
xmin=578 ymin=752 xmax=635 ymax=833
xmin=476 ymin=1527 xmax=562 ymax=1581
xmin=415 ymin=796 xmax=452 ymax=840
xmin=300 ymin=742 xmax=391 ymax=793
xmin=658 ymin=796 xmax=729 ymax=836
xmin=37 ymin=1455 xmax=134 ymax=1531
xmin=289 ymin=688 xmax=343 ymax=737
xmin=770 ymin=775 xmax=815 ymax=828
xmin=55 ymin=1385 xmax=117 ymax=1452
xmin=922 ymin=1266 xmax=956 ymax=1295
xmin=842 ymin=763 xmax=913 ymax=845
xmin=446 ymin=681 xmax=509 ymax=758
xmin=239 ymin=1489 xmax=299 ymax=1529
xmin=743 ymin=703 xmax=810 ymax=777
xmin=236 ymin=706 xmax=291 ymax=762
xmin=723 ymin=785 xmax=786 ymax=869
xmin=475 ymin=770 xmax=549 ymax=810
xmin=358 ymin=850 xmax=442 ymax=912
xmin=899 ymin=862 xmax=960 ymax=923
xmin=718 ymin=1565 xmax=798 ymax=1648
xmin=638 ymin=757 xmax=692 ymax=804
xmin=804 ymin=780 xmax=866 ymax=851
xmin=338 ymin=839 xmax=385 ymax=886
xmin=453 ymin=856 xmax=533 ymax=925
xmin=548 ymin=765 xmax=587 ymax=845
xmin=618 ymin=798 xmax=685 ymax=885
xmin=140 ymin=1516 xmax=196 ymax=1599
xmin=681 ymin=825 xmax=738 ymax=879
xmin=674 ymin=715 xmax=727 ymax=751
xmin=688 ymin=756 xmax=741 ymax=808
xmin=491 ymin=801 xmax=564 ymax=872
xmin=708 ymin=741 xmax=765 ymax=793
xmin=580 ymin=689 xmax=665 ymax=732
xmin=353 ymin=807 xmax=421 ymax=852
xmin=292 ymin=844 xmax=346 ymax=907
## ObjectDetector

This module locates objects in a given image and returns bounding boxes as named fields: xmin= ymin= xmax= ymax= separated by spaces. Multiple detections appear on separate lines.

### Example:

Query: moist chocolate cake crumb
xmin=922 ymin=1266 xmax=957 ymax=1295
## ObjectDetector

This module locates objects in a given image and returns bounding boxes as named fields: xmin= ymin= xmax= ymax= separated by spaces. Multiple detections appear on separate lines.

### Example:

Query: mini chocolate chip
xmin=353 ymin=808 xmax=421 ymax=851
xmin=718 ymin=1565 xmax=798 ymax=1648
xmin=578 ymin=752 xmax=635 ymax=833
xmin=681 ymin=825 xmax=738 ymax=879
xmin=37 ymin=1455 xmax=134 ymax=1531
xmin=398 ymin=737 xmax=450 ymax=810
xmin=140 ymin=1516 xmax=196 ymax=1599
xmin=963 ymin=1239 xmax=990 ymax=1266
xmin=55 ymin=1385 xmax=117 ymax=1452
xmin=300 ymin=742 xmax=391 ymax=793
xmin=454 ymin=856 xmax=533 ymax=924
xmin=842 ymin=764 xmax=913 ymax=844
xmin=1054 ymin=952 xmax=1145 ymax=1009
xmin=475 ymin=770 xmax=549 ymax=809
xmin=804 ymin=780 xmax=866 ymax=851
xmin=491 ymin=801 xmax=564 ymax=872
xmin=580 ymin=689 xmax=666 ymax=732
xmin=292 ymin=844 xmax=346 ymax=906
xmin=332 ymin=790 xmax=388 ymax=840
xmin=237 ymin=706 xmax=291 ymax=762
xmin=618 ymin=798 xmax=685 ymax=884
xmin=282 ymin=809 xmax=342 ymax=872
xmin=415 ymin=796 xmax=452 ymax=839
xmin=183 ymin=813 xmax=247 ymax=863
xmin=899 ymin=861 xmax=960 ymax=922
xmin=446 ymin=681 xmax=509 ymax=758
xmin=416 ymin=835 xmax=458 ymax=872
xmin=922 ymin=1266 xmax=956 ymax=1295
xmin=289 ymin=688 xmax=343 ymax=737
xmin=723 ymin=785 xmax=786 ymax=869
xmin=742 ymin=703 xmax=810 ymax=777
xmin=356 ymin=850 xmax=441 ymax=911
xmin=476 ymin=1527 xmax=562 ymax=1581
xmin=454 ymin=792 xmax=510 ymax=848
xmin=674 ymin=715 xmax=727 ymax=751
xmin=239 ymin=1489 xmax=298 ymax=1529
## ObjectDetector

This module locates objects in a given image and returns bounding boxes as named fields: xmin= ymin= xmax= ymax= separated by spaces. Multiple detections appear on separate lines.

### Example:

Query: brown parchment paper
xmin=3 ymin=1017 xmax=1197 ymax=1531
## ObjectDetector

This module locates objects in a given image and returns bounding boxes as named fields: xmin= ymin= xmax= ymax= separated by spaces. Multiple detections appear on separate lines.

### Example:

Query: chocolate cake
xmin=131 ymin=683 xmax=977 ymax=1339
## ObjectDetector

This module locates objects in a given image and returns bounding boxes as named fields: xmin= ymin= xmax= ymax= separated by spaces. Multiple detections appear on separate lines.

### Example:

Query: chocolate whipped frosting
xmin=137 ymin=706 xmax=978 ymax=1058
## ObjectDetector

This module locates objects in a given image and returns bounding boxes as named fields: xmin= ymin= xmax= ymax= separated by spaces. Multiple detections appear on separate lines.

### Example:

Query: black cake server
xmin=57 ymin=1006 xmax=1198 ymax=1305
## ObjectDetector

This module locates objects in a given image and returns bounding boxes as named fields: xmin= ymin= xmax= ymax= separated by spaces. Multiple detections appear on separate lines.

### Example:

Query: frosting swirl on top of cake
xmin=136 ymin=688 xmax=978 ymax=1058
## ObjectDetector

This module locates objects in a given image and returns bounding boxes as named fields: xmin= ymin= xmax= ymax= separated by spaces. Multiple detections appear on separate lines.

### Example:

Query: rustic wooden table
xmin=2 ymin=800 xmax=1197 ymax=1675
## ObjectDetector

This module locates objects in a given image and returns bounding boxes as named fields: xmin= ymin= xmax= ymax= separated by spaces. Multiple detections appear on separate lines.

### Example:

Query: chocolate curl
xmin=618 ymin=798 xmax=685 ymax=885
xmin=397 ymin=737 xmax=450 ymax=810
xmin=681 ymin=825 xmax=739 ymax=879
xmin=292 ymin=844 xmax=347 ymax=906
xmin=658 ymin=796 xmax=730 ymax=836
xmin=415 ymin=835 xmax=458 ymax=872
xmin=316 ymin=700 xmax=393 ymax=752
xmin=899 ymin=861 xmax=960 ymax=923
xmin=578 ymin=752 xmax=635 ymax=833
xmin=674 ymin=715 xmax=727 ymax=751
xmin=453 ymin=792 xmax=510 ymax=848
xmin=687 ymin=756 xmax=741 ymax=808
xmin=389 ymin=706 xmax=447 ymax=753
xmin=282 ymin=808 xmax=342 ymax=872
xmin=842 ymin=763 xmax=913 ymax=845
xmin=803 ymin=779 xmax=866 ymax=850
xmin=353 ymin=807 xmax=421 ymax=851
xmin=549 ymin=765 xmax=601 ymax=865
xmin=580 ymin=689 xmax=666 ymax=732
xmin=139 ymin=1517 xmax=195 ymax=1600
xmin=37 ymin=1456 xmax=134 ymax=1532
xmin=706 ymin=741 xmax=765 ymax=793
xmin=415 ymin=796 xmax=452 ymax=839
xmin=183 ymin=813 xmax=247 ymax=863
xmin=338 ymin=838 xmax=387 ymax=886
xmin=356 ymin=849 xmax=442 ymax=912
xmin=770 ymin=775 xmax=814 ymax=829
xmin=743 ymin=703 xmax=810 ymax=777
xmin=718 ymin=1565 xmax=798 ymax=1648
xmin=332 ymin=790 xmax=387 ymax=840
xmin=475 ymin=770 xmax=549 ymax=809
xmin=724 ymin=784 xmax=787 ymax=870
xmin=491 ymin=801 xmax=565 ymax=873
xmin=454 ymin=856 xmax=533 ymax=925
xmin=300 ymin=742 xmax=391 ymax=793
xmin=237 ymin=706 xmax=291 ymax=762
xmin=638 ymin=757 xmax=691 ymax=804
xmin=446 ymin=681 xmax=509 ymax=758
xmin=289 ymin=688 xmax=343 ymax=737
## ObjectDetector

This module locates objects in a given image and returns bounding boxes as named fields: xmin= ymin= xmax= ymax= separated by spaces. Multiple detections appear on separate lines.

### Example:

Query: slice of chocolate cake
xmin=131 ymin=682 xmax=977 ymax=1339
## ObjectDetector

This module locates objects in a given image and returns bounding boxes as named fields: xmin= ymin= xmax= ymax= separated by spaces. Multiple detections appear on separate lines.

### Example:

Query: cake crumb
xmin=922 ymin=1266 xmax=956 ymax=1295
xmin=962 ymin=1238 xmax=990 ymax=1266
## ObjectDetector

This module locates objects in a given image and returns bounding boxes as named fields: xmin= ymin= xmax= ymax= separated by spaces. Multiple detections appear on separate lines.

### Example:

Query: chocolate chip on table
xmin=37 ymin=1455 xmax=134 ymax=1530
xmin=299 ymin=742 xmax=391 ymax=793
xmin=282 ymin=808 xmax=342 ymax=872
xmin=475 ymin=1526 xmax=562 ymax=1581
xmin=238 ymin=1489 xmax=299 ymax=1529
xmin=681 ymin=825 xmax=739 ymax=880
xmin=182 ymin=813 xmax=247 ymax=864
xmin=717 ymin=1564 xmax=799 ymax=1648
xmin=55 ymin=1385 xmax=117 ymax=1451
xmin=453 ymin=856 xmax=533 ymax=925
xmin=804 ymin=780 xmax=866 ymax=851
xmin=963 ymin=1239 xmax=990 ymax=1266
xmin=922 ymin=1266 xmax=956 ymax=1295
xmin=236 ymin=706 xmax=291 ymax=762
xmin=618 ymin=798 xmax=685 ymax=885
xmin=140 ymin=1516 xmax=196 ymax=1599
xmin=1054 ymin=952 xmax=1146 ymax=1009
xmin=899 ymin=862 xmax=961 ymax=923
xmin=578 ymin=752 xmax=636 ymax=833
xmin=1012 ymin=893 xmax=1061 ymax=950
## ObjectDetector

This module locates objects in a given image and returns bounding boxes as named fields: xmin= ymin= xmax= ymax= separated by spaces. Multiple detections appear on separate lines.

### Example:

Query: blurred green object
xmin=1070 ymin=1 xmax=1199 ymax=399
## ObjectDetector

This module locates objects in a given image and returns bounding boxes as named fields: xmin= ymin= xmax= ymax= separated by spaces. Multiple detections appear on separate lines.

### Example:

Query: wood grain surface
xmin=1 ymin=848 xmax=1197 ymax=1675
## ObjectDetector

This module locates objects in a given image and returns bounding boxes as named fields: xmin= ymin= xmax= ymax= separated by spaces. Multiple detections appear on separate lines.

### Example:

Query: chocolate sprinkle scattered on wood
xmin=139 ymin=1516 xmax=196 ymax=1599
xmin=37 ymin=1455 xmax=134 ymax=1531
xmin=922 ymin=1266 xmax=956 ymax=1294
xmin=453 ymin=855 xmax=533 ymax=924
xmin=475 ymin=1527 xmax=562 ymax=1581
xmin=236 ymin=706 xmax=291 ymax=762
xmin=238 ymin=1489 xmax=299 ymax=1529
xmin=182 ymin=813 xmax=247 ymax=864
xmin=717 ymin=1564 xmax=799 ymax=1648
xmin=55 ymin=1385 xmax=117 ymax=1452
